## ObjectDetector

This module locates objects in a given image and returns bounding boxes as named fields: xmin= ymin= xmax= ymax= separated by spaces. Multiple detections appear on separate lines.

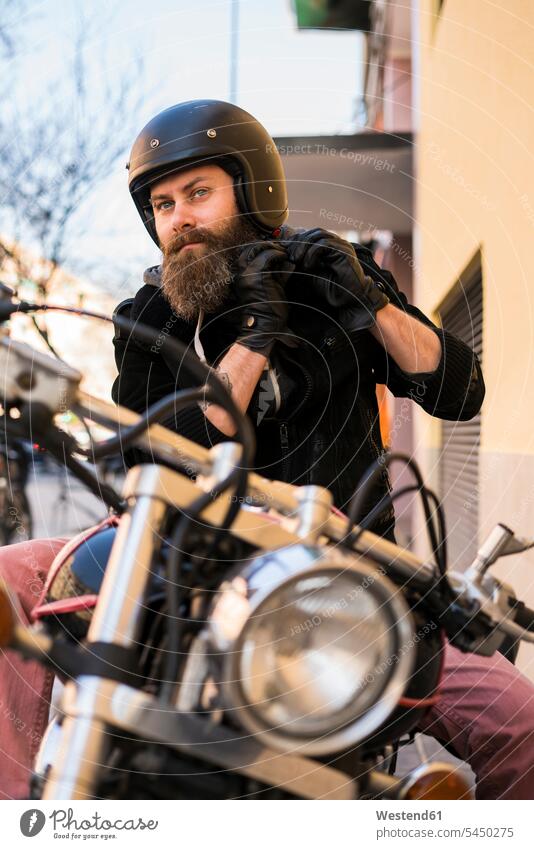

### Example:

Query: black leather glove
xmin=232 ymin=240 xmax=296 ymax=357
xmin=281 ymin=227 xmax=389 ymax=332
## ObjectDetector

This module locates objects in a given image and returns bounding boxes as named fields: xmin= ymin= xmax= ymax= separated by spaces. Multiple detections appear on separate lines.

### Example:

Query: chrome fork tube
xmin=42 ymin=486 xmax=167 ymax=799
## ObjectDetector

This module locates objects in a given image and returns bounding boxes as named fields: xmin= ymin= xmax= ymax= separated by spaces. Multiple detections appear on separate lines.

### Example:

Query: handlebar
xmin=2 ymin=310 xmax=534 ymax=656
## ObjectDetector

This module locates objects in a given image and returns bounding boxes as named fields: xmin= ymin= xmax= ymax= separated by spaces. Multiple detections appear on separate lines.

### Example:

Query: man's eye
xmin=191 ymin=188 xmax=210 ymax=199
xmin=154 ymin=200 xmax=173 ymax=212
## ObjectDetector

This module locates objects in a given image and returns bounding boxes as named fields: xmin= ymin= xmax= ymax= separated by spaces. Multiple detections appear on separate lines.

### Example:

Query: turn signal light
xmin=401 ymin=763 xmax=473 ymax=800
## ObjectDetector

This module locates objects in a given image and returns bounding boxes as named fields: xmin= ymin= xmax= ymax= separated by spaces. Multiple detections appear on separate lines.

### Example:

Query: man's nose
xmin=170 ymin=199 xmax=195 ymax=233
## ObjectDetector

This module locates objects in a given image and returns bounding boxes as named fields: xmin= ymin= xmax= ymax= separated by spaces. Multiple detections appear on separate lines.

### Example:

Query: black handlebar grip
xmin=512 ymin=600 xmax=534 ymax=633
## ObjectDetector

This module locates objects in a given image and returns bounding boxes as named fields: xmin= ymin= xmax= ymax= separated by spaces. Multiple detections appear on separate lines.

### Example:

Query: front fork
xmin=42 ymin=469 xmax=168 ymax=800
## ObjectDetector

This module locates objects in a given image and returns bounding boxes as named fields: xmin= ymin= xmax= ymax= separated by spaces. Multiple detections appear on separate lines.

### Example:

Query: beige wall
xmin=415 ymin=1 xmax=534 ymax=676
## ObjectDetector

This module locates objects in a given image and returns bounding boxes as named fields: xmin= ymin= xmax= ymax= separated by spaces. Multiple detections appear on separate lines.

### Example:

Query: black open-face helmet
xmin=127 ymin=99 xmax=289 ymax=246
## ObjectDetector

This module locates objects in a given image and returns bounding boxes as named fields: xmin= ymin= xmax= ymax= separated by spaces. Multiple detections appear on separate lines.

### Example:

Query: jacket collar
xmin=143 ymin=265 xmax=162 ymax=287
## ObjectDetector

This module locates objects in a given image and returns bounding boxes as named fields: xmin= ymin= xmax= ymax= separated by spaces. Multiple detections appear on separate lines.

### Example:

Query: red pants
xmin=1 ymin=537 xmax=534 ymax=799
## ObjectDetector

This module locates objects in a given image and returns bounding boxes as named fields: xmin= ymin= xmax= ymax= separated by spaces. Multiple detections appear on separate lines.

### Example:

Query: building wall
xmin=415 ymin=0 xmax=534 ymax=677
xmin=361 ymin=2 xmax=416 ymax=545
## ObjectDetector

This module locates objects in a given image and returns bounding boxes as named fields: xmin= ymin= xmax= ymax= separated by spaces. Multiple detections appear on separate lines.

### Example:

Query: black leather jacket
xmin=112 ymin=243 xmax=485 ymax=539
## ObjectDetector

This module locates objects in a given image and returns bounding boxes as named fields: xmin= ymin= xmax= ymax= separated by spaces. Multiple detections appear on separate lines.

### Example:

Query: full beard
xmin=160 ymin=217 xmax=260 ymax=322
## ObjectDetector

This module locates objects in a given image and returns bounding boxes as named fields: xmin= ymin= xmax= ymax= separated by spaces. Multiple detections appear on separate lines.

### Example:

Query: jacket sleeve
xmin=353 ymin=244 xmax=485 ymax=421
xmin=111 ymin=287 xmax=228 ymax=462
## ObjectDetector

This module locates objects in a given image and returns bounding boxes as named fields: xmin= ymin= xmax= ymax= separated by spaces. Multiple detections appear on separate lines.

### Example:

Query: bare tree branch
xmin=0 ymin=0 xmax=30 ymax=59
xmin=0 ymin=10 xmax=145 ymax=305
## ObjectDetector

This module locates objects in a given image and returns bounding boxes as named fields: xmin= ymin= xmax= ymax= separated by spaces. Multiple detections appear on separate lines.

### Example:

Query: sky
xmin=3 ymin=0 xmax=364 ymax=301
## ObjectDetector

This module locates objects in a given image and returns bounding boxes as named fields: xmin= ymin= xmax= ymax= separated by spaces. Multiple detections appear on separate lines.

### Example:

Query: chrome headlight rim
xmin=220 ymin=551 xmax=415 ymax=756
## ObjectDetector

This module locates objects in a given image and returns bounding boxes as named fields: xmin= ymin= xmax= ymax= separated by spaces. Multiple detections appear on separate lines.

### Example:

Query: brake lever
xmin=443 ymin=524 xmax=534 ymax=653
xmin=466 ymin=523 xmax=534 ymax=582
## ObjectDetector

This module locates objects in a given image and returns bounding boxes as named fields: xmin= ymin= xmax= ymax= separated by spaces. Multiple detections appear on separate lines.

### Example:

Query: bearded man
xmin=113 ymin=102 xmax=466 ymax=529
xmin=0 ymin=100 xmax=533 ymax=800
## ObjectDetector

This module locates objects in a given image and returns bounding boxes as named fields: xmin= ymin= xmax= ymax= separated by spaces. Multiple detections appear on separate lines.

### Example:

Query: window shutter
xmin=439 ymin=271 xmax=483 ymax=569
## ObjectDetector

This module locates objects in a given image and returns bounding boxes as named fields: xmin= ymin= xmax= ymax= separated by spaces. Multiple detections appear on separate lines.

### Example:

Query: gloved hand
xmin=281 ymin=227 xmax=389 ymax=332
xmin=232 ymin=240 xmax=296 ymax=357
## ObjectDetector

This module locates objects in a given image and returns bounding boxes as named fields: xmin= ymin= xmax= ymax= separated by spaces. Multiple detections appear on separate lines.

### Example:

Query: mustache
xmin=162 ymin=220 xmax=260 ymax=260
xmin=163 ymin=229 xmax=209 ymax=255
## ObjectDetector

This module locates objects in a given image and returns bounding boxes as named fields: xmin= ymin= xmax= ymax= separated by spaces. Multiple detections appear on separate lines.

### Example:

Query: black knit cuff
xmin=386 ymin=327 xmax=484 ymax=421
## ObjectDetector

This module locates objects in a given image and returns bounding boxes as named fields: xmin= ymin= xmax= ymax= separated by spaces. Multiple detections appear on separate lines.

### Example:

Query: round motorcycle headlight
xmin=215 ymin=546 xmax=415 ymax=755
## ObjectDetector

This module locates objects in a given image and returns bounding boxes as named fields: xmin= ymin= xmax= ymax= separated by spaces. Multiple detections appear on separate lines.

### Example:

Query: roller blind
xmin=439 ymin=270 xmax=483 ymax=570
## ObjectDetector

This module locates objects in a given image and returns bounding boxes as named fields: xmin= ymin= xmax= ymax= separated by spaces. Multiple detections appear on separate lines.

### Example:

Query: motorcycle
xmin=1 ymin=296 xmax=534 ymax=801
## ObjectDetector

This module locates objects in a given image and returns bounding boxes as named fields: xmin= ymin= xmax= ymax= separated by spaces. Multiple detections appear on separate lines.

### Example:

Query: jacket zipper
xmin=278 ymin=334 xmax=336 ymax=480
xmin=289 ymin=365 xmax=314 ymax=419
xmin=366 ymin=407 xmax=392 ymax=506
xmin=366 ymin=407 xmax=384 ymax=466
xmin=279 ymin=421 xmax=290 ymax=481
